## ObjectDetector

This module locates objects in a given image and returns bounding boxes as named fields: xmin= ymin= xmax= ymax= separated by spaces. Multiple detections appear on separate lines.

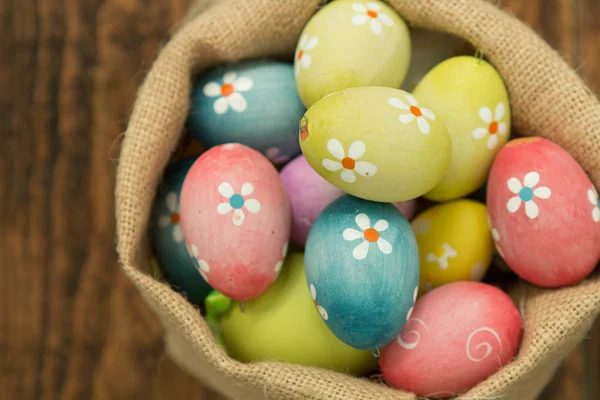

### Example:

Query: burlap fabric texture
xmin=115 ymin=0 xmax=600 ymax=398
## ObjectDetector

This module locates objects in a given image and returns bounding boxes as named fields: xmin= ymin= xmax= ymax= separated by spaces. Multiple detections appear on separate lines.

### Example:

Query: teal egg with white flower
xmin=150 ymin=157 xmax=212 ymax=306
xmin=304 ymin=195 xmax=420 ymax=350
xmin=188 ymin=60 xmax=306 ymax=164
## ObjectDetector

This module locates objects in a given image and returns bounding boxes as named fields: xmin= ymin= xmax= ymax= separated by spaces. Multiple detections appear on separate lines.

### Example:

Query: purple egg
xmin=281 ymin=155 xmax=418 ymax=247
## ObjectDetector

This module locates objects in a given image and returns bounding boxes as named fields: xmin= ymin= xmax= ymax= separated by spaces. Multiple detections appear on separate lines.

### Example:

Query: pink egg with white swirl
xmin=281 ymin=155 xmax=418 ymax=247
xmin=380 ymin=281 xmax=522 ymax=398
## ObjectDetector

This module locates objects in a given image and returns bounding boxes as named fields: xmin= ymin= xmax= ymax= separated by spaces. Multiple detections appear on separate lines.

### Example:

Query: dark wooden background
xmin=1 ymin=0 xmax=598 ymax=399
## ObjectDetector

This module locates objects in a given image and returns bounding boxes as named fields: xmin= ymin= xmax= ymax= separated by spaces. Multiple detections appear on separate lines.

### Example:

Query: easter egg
xmin=380 ymin=282 xmax=522 ymax=397
xmin=413 ymin=56 xmax=511 ymax=202
xmin=294 ymin=0 xmax=411 ymax=108
xmin=281 ymin=155 xmax=418 ymax=246
xmin=300 ymin=86 xmax=451 ymax=202
xmin=487 ymin=137 xmax=600 ymax=287
xmin=180 ymin=143 xmax=291 ymax=300
xmin=188 ymin=60 xmax=305 ymax=164
xmin=221 ymin=253 xmax=377 ymax=374
xmin=411 ymin=199 xmax=494 ymax=293
xmin=150 ymin=157 xmax=212 ymax=306
xmin=305 ymin=195 xmax=420 ymax=350
xmin=401 ymin=29 xmax=472 ymax=92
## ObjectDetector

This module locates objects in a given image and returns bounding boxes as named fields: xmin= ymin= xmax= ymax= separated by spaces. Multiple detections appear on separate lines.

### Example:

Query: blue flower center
xmin=229 ymin=194 xmax=245 ymax=209
xmin=519 ymin=187 xmax=534 ymax=202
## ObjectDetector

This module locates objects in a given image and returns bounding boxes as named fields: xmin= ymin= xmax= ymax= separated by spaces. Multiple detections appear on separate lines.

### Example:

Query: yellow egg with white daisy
xmin=411 ymin=199 xmax=494 ymax=293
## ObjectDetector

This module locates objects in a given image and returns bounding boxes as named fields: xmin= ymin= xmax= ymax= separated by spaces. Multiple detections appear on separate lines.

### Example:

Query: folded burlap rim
xmin=115 ymin=0 xmax=600 ymax=399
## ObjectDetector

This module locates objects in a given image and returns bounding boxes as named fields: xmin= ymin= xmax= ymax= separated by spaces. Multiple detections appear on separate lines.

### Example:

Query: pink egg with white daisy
xmin=487 ymin=137 xmax=600 ymax=288
xmin=180 ymin=143 xmax=291 ymax=301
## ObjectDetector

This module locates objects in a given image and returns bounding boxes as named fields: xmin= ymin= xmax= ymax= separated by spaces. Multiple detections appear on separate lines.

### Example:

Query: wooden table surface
xmin=1 ymin=0 xmax=598 ymax=399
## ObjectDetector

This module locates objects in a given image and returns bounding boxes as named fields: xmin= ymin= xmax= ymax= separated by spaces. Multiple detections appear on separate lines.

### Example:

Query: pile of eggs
xmin=149 ymin=0 xmax=600 ymax=397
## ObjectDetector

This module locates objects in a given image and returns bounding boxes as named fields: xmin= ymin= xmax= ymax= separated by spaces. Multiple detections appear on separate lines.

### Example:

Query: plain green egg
xmin=221 ymin=253 xmax=377 ymax=375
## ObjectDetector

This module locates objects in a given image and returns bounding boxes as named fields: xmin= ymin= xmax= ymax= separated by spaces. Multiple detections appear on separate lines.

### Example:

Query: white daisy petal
xmin=305 ymin=37 xmax=319 ymax=50
xmin=525 ymin=200 xmax=539 ymax=219
xmin=198 ymin=259 xmax=210 ymax=272
xmin=426 ymin=253 xmax=436 ymax=263
xmin=498 ymin=122 xmax=508 ymax=135
xmin=389 ymin=97 xmax=409 ymax=110
xmin=298 ymin=34 xmax=308 ymax=48
xmin=370 ymin=19 xmax=382 ymax=34
xmin=213 ymin=97 xmax=228 ymax=114
xmin=473 ymin=127 xmax=488 ymax=139
xmin=495 ymin=103 xmax=505 ymax=120
xmin=217 ymin=202 xmax=232 ymax=215
xmin=479 ymin=107 xmax=492 ymax=123
xmin=355 ymin=213 xmax=371 ymax=231
xmin=301 ymin=53 xmax=312 ymax=68
xmin=421 ymin=108 xmax=435 ymax=120
xmin=327 ymin=138 xmax=345 ymax=160
xmin=413 ymin=287 xmax=419 ymax=302
xmin=524 ymin=171 xmax=540 ymax=188
xmin=534 ymin=186 xmax=551 ymax=199
xmin=374 ymin=219 xmax=389 ymax=231
xmin=166 ymin=192 xmax=178 ymax=212
xmin=589 ymin=188 xmax=598 ymax=204
xmin=406 ymin=307 xmax=414 ymax=321
xmin=223 ymin=72 xmax=237 ymax=83
xmin=294 ymin=62 xmax=300 ymax=77
xmin=405 ymin=95 xmax=419 ymax=107
xmin=159 ymin=216 xmax=171 ymax=228
xmin=218 ymin=182 xmax=235 ymax=198
xmin=417 ymin=117 xmax=431 ymax=134
xmin=367 ymin=2 xmax=381 ymax=11
xmin=593 ymin=208 xmax=600 ymax=222
xmin=343 ymin=228 xmax=364 ymax=241
xmin=318 ymin=305 xmax=329 ymax=320
xmin=309 ymin=284 xmax=317 ymax=300
xmin=507 ymin=196 xmax=522 ymax=213
xmin=352 ymin=14 xmax=369 ymax=26
xmin=352 ymin=3 xmax=367 ymax=12
xmin=354 ymin=161 xmax=377 ymax=177
xmin=379 ymin=13 xmax=393 ymax=26
xmin=322 ymin=159 xmax=343 ymax=172
xmin=199 ymin=271 xmax=209 ymax=282
xmin=282 ymin=242 xmax=289 ymax=258
xmin=232 ymin=209 xmax=245 ymax=226
xmin=172 ymin=225 xmax=183 ymax=242
xmin=341 ymin=169 xmax=357 ymax=183
xmin=487 ymin=134 xmax=498 ymax=149
xmin=348 ymin=141 xmax=366 ymax=159
xmin=189 ymin=244 xmax=199 ymax=257
xmin=203 ymin=82 xmax=221 ymax=97
xmin=444 ymin=244 xmax=457 ymax=257
xmin=399 ymin=114 xmax=416 ymax=124
xmin=274 ymin=261 xmax=283 ymax=273
xmin=244 ymin=199 xmax=261 ymax=214
xmin=234 ymin=76 xmax=253 ymax=92
xmin=507 ymin=178 xmax=523 ymax=194
xmin=241 ymin=182 xmax=254 ymax=196
xmin=492 ymin=228 xmax=500 ymax=242
xmin=353 ymin=240 xmax=370 ymax=260
xmin=227 ymin=92 xmax=248 ymax=113
xmin=377 ymin=238 xmax=393 ymax=254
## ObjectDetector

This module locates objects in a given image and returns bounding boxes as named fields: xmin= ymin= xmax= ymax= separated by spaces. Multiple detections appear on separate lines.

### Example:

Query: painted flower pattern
xmin=588 ymin=187 xmax=600 ymax=222
xmin=472 ymin=103 xmax=508 ymax=149
xmin=426 ymin=243 xmax=457 ymax=269
xmin=488 ymin=215 xmax=505 ymax=258
xmin=158 ymin=192 xmax=183 ymax=242
xmin=203 ymin=72 xmax=253 ymax=114
xmin=506 ymin=172 xmax=551 ymax=219
xmin=309 ymin=284 xmax=328 ymax=320
xmin=343 ymin=213 xmax=392 ymax=260
xmin=187 ymin=244 xmax=210 ymax=282
xmin=217 ymin=182 xmax=261 ymax=226
xmin=389 ymin=95 xmax=436 ymax=134
xmin=295 ymin=34 xmax=319 ymax=77
xmin=322 ymin=139 xmax=377 ymax=183
xmin=265 ymin=147 xmax=290 ymax=164
xmin=406 ymin=286 xmax=419 ymax=321
xmin=351 ymin=2 xmax=393 ymax=35
xmin=274 ymin=242 xmax=289 ymax=274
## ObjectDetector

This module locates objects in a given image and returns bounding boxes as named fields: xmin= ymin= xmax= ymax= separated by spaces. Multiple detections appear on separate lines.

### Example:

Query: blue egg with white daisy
xmin=304 ymin=195 xmax=420 ymax=351
xmin=188 ymin=60 xmax=306 ymax=165
xmin=150 ymin=156 xmax=212 ymax=306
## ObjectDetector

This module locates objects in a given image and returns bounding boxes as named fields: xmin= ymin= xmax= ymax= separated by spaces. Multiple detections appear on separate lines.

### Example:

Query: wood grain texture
xmin=0 ymin=0 xmax=597 ymax=399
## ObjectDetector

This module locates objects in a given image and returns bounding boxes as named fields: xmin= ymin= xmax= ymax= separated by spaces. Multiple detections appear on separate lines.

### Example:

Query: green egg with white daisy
xmin=294 ymin=0 xmax=411 ymax=108
xmin=413 ymin=56 xmax=511 ymax=202
xmin=299 ymin=86 xmax=452 ymax=202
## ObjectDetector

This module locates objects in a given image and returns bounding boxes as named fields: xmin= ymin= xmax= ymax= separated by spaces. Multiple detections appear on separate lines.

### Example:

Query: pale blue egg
xmin=188 ymin=60 xmax=305 ymax=164
xmin=304 ymin=195 xmax=420 ymax=350
xmin=150 ymin=157 xmax=212 ymax=306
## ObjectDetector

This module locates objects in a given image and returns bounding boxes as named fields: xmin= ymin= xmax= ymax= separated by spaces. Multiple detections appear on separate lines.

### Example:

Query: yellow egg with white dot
xmin=410 ymin=199 xmax=494 ymax=293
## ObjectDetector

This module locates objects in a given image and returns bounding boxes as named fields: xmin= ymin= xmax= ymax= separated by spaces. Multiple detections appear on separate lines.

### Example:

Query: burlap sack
xmin=115 ymin=0 xmax=600 ymax=398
